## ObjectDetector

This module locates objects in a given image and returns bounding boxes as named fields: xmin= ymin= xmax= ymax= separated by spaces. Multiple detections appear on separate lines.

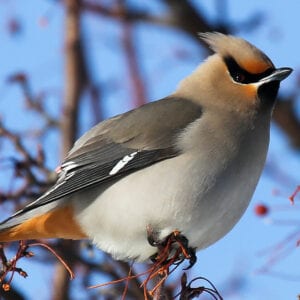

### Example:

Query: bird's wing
xmin=3 ymin=97 xmax=202 ymax=221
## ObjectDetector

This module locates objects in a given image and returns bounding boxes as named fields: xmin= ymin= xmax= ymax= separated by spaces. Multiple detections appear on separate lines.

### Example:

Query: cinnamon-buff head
xmin=177 ymin=32 xmax=292 ymax=114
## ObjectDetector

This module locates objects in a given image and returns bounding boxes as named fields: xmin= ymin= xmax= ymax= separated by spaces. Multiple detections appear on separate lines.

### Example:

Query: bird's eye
xmin=224 ymin=56 xmax=275 ymax=85
xmin=234 ymin=72 xmax=246 ymax=83
xmin=224 ymin=56 xmax=254 ymax=84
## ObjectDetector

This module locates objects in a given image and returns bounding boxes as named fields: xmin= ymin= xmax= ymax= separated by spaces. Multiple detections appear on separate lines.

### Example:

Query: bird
xmin=0 ymin=32 xmax=292 ymax=263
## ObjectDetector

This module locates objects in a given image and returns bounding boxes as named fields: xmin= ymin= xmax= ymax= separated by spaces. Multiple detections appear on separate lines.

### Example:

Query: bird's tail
xmin=0 ymin=205 xmax=87 ymax=242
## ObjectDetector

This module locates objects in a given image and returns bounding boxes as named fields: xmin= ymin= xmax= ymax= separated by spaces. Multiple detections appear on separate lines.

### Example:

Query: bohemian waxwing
xmin=0 ymin=32 xmax=292 ymax=262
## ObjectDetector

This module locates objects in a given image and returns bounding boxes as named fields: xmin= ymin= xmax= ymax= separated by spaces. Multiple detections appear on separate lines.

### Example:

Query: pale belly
xmin=73 ymin=146 xmax=266 ymax=261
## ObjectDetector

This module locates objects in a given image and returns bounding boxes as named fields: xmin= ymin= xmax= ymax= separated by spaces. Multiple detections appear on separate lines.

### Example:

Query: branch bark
xmin=61 ymin=0 xmax=87 ymax=156
xmin=273 ymin=97 xmax=300 ymax=148
xmin=119 ymin=1 xmax=148 ymax=108
xmin=52 ymin=0 xmax=87 ymax=299
xmin=0 ymin=286 xmax=26 ymax=300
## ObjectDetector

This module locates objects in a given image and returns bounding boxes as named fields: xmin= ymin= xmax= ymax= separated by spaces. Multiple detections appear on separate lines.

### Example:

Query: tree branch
xmin=62 ymin=0 xmax=87 ymax=155
xmin=273 ymin=96 xmax=300 ymax=148
xmin=119 ymin=0 xmax=148 ymax=108
xmin=51 ymin=0 xmax=87 ymax=299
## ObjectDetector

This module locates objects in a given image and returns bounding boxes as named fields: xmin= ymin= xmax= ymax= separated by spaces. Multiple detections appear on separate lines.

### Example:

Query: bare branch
xmin=119 ymin=0 xmax=148 ymax=108
xmin=83 ymin=1 xmax=169 ymax=26
xmin=51 ymin=0 xmax=87 ymax=299
xmin=61 ymin=0 xmax=87 ymax=155
xmin=7 ymin=73 xmax=59 ymax=134
xmin=273 ymin=96 xmax=300 ymax=148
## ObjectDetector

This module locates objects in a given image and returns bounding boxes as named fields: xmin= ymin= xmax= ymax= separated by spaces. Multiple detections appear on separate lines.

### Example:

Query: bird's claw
xmin=147 ymin=227 xmax=197 ymax=269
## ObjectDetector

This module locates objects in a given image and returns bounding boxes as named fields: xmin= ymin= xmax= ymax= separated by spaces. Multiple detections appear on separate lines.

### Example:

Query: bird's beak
xmin=259 ymin=67 xmax=293 ymax=84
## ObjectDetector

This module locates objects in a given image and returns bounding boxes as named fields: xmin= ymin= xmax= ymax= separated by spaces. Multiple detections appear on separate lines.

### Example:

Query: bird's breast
xmin=74 ymin=114 xmax=270 ymax=261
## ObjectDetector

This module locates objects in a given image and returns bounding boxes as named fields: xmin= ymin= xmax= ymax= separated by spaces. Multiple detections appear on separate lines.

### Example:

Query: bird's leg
xmin=143 ymin=227 xmax=198 ymax=298
xmin=146 ymin=226 xmax=197 ymax=268
xmin=146 ymin=225 xmax=162 ymax=248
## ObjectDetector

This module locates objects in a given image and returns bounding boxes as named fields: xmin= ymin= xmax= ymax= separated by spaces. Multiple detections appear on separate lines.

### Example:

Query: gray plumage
xmin=0 ymin=32 xmax=292 ymax=262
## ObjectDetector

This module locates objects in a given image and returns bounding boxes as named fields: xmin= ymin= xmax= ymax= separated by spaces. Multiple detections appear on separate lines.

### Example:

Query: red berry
xmin=255 ymin=204 xmax=269 ymax=216
xmin=2 ymin=283 xmax=10 ymax=291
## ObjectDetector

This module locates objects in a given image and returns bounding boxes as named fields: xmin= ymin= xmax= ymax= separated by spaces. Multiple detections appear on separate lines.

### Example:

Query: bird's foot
xmin=144 ymin=227 xmax=197 ymax=297
xmin=147 ymin=227 xmax=197 ymax=270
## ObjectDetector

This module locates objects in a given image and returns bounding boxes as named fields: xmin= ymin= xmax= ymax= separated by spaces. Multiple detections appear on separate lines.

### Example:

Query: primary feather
xmin=0 ymin=96 xmax=202 ymax=230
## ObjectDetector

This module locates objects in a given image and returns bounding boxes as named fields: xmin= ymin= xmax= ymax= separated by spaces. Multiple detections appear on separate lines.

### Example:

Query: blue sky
xmin=0 ymin=1 xmax=299 ymax=299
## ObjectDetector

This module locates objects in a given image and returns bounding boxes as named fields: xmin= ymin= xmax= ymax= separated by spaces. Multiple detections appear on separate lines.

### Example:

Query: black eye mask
xmin=224 ymin=56 xmax=274 ymax=84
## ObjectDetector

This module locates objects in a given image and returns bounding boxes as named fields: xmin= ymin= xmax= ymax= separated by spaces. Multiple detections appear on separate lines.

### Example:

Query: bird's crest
xmin=199 ymin=32 xmax=274 ymax=74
